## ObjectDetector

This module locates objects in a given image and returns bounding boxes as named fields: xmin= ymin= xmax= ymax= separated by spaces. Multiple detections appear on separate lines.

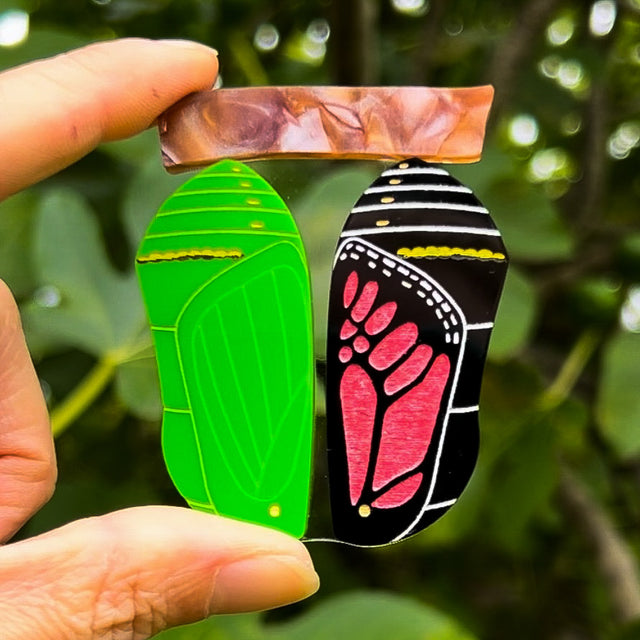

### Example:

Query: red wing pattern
xmin=338 ymin=270 xmax=451 ymax=509
xmin=326 ymin=158 xmax=508 ymax=547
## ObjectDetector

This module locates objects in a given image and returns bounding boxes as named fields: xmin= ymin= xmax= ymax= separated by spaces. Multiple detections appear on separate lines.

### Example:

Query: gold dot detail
xmin=358 ymin=504 xmax=371 ymax=518
xmin=247 ymin=198 xmax=261 ymax=206
xmin=268 ymin=504 xmax=281 ymax=518
xmin=240 ymin=181 xmax=252 ymax=188
xmin=250 ymin=221 xmax=265 ymax=229
xmin=399 ymin=162 xmax=410 ymax=169
xmin=232 ymin=166 xmax=242 ymax=173
xmin=381 ymin=196 xmax=395 ymax=204
xmin=376 ymin=219 xmax=390 ymax=227
xmin=389 ymin=179 xmax=402 ymax=185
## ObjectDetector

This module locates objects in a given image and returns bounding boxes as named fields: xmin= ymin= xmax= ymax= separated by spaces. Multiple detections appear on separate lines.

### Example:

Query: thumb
xmin=0 ymin=506 xmax=319 ymax=639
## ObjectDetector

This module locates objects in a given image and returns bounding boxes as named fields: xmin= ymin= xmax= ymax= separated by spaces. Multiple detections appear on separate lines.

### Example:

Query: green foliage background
xmin=2 ymin=0 xmax=640 ymax=638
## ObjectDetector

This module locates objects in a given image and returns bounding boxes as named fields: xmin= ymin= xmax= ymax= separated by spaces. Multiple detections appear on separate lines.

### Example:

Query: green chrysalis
xmin=136 ymin=160 xmax=314 ymax=538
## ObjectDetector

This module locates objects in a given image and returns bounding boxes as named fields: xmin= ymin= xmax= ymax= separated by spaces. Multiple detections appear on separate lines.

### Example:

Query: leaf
xmin=0 ymin=27 xmax=90 ymax=71
xmin=292 ymin=166 xmax=379 ymax=353
xmin=596 ymin=330 xmax=640 ymax=459
xmin=488 ymin=267 xmax=538 ymax=361
xmin=266 ymin=591 xmax=478 ymax=640
xmin=0 ymin=191 xmax=37 ymax=296
xmin=483 ymin=414 xmax=557 ymax=553
xmin=451 ymin=147 xmax=574 ymax=262
xmin=114 ymin=354 xmax=161 ymax=420
xmin=154 ymin=614 xmax=265 ymax=640
xmin=100 ymin=128 xmax=162 ymax=169
xmin=121 ymin=155 xmax=192 ymax=247
xmin=22 ymin=188 xmax=146 ymax=357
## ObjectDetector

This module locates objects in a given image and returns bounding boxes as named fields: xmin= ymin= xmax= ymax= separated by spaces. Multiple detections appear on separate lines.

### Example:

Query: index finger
xmin=0 ymin=38 xmax=218 ymax=200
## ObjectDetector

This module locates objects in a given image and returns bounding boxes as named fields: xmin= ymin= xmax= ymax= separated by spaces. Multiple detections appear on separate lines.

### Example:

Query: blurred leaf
xmin=483 ymin=177 xmax=574 ymax=262
xmin=596 ymin=330 xmax=640 ymax=459
xmin=154 ymin=614 xmax=264 ymax=640
xmin=114 ymin=351 xmax=161 ymax=420
xmin=22 ymin=188 xmax=145 ymax=357
xmin=23 ymin=479 xmax=161 ymax=536
xmin=0 ymin=191 xmax=37 ymax=296
xmin=266 ymin=591 xmax=478 ymax=640
xmin=484 ymin=416 xmax=557 ymax=553
xmin=489 ymin=267 xmax=538 ymax=360
xmin=100 ymin=128 xmax=161 ymax=169
xmin=452 ymin=148 xmax=574 ymax=262
xmin=479 ymin=361 xmax=543 ymax=464
xmin=122 ymin=155 xmax=192 ymax=246
xmin=292 ymin=166 xmax=379 ymax=352
xmin=568 ymin=277 xmax=622 ymax=326
xmin=0 ymin=27 xmax=91 ymax=70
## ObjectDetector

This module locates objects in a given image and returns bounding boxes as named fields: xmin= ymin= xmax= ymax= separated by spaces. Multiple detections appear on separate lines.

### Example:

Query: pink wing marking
xmin=372 ymin=353 xmax=451 ymax=492
xmin=353 ymin=336 xmax=370 ymax=353
xmin=351 ymin=281 xmax=379 ymax=322
xmin=339 ymin=346 xmax=353 ymax=363
xmin=340 ymin=319 xmax=358 ymax=340
xmin=340 ymin=364 xmax=377 ymax=506
xmin=384 ymin=344 xmax=433 ymax=396
xmin=365 ymin=301 xmax=397 ymax=336
xmin=344 ymin=271 xmax=359 ymax=308
xmin=368 ymin=322 xmax=419 ymax=371
xmin=371 ymin=473 xmax=423 ymax=509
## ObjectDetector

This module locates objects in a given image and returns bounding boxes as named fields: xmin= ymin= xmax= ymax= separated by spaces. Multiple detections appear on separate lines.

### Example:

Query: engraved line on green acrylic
xmin=196 ymin=321 xmax=261 ymax=492
xmin=176 ymin=243 xmax=287 ymax=326
xmin=194 ymin=323 xmax=260 ymax=486
xmin=151 ymin=326 xmax=177 ymax=332
xmin=169 ymin=189 xmax=276 ymax=197
xmin=173 ymin=321 xmax=215 ymax=508
xmin=255 ymin=377 xmax=308 ymax=492
xmin=146 ymin=230 xmax=298 ymax=240
xmin=269 ymin=268 xmax=292 ymax=395
xmin=241 ymin=285 xmax=274 ymax=439
xmin=166 ymin=408 xmax=191 ymax=414
xmin=210 ymin=302 xmax=265 ymax=478
xmin=156 ymin=207 xmax=287 ymax=218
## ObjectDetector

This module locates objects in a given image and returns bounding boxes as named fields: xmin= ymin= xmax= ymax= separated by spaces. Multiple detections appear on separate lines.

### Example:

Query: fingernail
xmin=213 ymin=554 xmax=320 ymax=614
xmin=160 ymin=39 xmax=218 ymax=56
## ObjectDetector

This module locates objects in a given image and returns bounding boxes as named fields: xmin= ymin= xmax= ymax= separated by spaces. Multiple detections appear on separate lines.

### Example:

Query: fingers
xmin=0 ymin=507 xmax=319 ymax=639
xmin=0 ymin=38 xmax=218 ymax=200
xmin=0 ymin=280 xmax=56 ymax=542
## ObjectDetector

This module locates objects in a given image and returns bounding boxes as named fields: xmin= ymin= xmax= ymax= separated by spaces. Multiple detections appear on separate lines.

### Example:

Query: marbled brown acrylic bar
xmin=159 ymin=86 xmax=493 ymax=170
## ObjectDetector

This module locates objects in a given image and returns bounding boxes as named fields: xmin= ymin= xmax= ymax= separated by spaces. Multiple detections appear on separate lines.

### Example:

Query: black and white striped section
xmin=351 ymin=159 xmax=489 ymax=216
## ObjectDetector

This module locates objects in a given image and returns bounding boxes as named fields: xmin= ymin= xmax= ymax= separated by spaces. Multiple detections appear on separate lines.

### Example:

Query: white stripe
xmin=352 ymin=202 xmax=489 ymax=214
xmin=423 ymin=498 xmax=457 ymax=512
xmin=365 ymin=185 xmax=472 ymax=195
xmin=450 ymin=406 xmax=479 ymax=414
xmin=382 ymin=167 xmax=449 ymax=177
xmin=467 ymin=322 xmax=494 ymax=330
xmin=341 ymin=225 xmax=500 ymax=237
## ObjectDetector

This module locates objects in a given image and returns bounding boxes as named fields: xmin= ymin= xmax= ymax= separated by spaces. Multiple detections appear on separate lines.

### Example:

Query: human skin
xmin=0 ymin=38 xmax=319 ymax=639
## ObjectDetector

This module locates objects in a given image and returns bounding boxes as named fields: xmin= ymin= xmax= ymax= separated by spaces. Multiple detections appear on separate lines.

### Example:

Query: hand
xmin=0 ymin=39 xmax=319 ymax=639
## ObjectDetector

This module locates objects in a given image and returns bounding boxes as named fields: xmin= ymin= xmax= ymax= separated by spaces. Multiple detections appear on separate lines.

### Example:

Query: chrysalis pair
xmin=135 ymin=158 xmax=508 ymax=547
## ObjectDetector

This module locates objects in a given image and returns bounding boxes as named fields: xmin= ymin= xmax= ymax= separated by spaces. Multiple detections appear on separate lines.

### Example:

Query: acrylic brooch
xmin=136 ymin=86 xmax=508 ymax=546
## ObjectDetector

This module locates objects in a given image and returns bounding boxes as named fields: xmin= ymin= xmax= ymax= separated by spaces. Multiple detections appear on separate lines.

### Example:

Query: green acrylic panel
xmin=136 ymin=160 xmax=314 ymax=538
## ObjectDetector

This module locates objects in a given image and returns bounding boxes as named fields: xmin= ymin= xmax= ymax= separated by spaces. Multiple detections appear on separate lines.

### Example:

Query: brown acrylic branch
xmin=159 ymin=86 xmax=494 ymax=171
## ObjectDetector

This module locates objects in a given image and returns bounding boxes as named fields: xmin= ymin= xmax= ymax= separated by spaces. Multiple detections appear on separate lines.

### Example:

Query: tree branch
xmin=557 ymin=466 xmax=640 ymax=624
xmin=487 ymin=0 xmax=564 ymax=118
xmin=409 ymin=0 xmax=448 ymax=84
xmin=329 ymin=0 xmax=380 ymax=85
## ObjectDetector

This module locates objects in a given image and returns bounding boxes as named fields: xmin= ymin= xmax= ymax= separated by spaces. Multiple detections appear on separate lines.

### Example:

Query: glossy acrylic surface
xmin=136 ymin=160 xmax=314 ymax=538
xmin=326 ymin=158 xmax=508 ymax=546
